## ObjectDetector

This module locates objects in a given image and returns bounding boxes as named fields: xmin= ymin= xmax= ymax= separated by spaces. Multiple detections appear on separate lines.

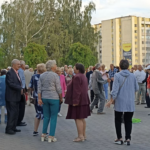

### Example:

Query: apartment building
xmin=93 ymin=15 xmax=150 ymax=68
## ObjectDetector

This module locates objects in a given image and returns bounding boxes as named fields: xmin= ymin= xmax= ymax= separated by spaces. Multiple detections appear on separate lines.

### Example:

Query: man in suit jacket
xmin=90 ymin=63 xmax=110 ymax=114
xmin=5 ymin=59 xmax=22 ymax=135
xmin=86 ymin=66 xmax=93 ymax=84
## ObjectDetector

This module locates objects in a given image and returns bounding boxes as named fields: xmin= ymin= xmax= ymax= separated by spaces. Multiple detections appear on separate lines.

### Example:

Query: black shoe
xmin=124 ymin=140 xmax=130 ymax=146
xmin=145 ymin=106 xmax=150 ymax=108
xmin=95 ymin=105 xmax=98 ymax=109
xmin=148 ymin=114 xmax=150 ymax=116
xmin=33 ymin=131 xmax=39 ymax=136
xmin=5 ymin=130 xmax=16 ymax=135
xmin=17 ymin=122 xmax=27 ymax=126
xmin=14 ymin=129 xmax=21 ymax=132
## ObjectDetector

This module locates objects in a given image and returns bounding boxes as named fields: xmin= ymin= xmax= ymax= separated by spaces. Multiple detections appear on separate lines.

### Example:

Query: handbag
xmin=112 ymin=76 xmax=127 ymax=104
xmin=30 ymin=96 xmax=36 ymax=105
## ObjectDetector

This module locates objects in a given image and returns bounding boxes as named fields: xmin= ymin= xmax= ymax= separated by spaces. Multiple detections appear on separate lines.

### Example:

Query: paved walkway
xmin=0 ymin=103 xmax=150 ymax=150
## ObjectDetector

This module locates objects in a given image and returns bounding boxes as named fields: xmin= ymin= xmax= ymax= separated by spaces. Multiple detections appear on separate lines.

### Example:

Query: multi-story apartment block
xmin=93 ymin=15 xmax=150 ymax=68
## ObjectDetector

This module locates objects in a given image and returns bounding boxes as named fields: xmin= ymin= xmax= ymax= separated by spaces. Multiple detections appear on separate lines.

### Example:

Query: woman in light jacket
xmin=38 ymin=60 xmax=62 ymax=143
xmin=0 ymin=69 xmax=7 ymax=124
xmin=106 ymin=60 xmax=139 ymax=146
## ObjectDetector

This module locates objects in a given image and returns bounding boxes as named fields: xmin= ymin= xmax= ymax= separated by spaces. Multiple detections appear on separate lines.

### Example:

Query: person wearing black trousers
xmin=5 ymin=59 xmax=22 ymax=135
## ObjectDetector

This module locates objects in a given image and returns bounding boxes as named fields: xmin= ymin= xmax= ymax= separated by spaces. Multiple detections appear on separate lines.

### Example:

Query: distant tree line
xmin=0 ymin=0 xmax=100 ymax=68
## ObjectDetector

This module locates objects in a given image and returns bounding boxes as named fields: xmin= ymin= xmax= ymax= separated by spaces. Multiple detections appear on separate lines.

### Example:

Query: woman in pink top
xmin=100 ymin=64 xmax=109 ymax=101
xmin=56 ymin=68 xmax=67 ymax=116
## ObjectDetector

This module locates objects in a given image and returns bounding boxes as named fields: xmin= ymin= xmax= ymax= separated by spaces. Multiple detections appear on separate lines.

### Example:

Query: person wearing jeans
xmin=38 ymin=60 xmax=62 ymax=143
xmin=100 ymin=65 xmax=109 ymax=101
xmin=106 ymin=60 xmax=139 ymax=146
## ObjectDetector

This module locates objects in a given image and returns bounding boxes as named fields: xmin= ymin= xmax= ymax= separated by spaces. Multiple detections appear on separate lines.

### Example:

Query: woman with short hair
xmin=65 ymin=63 xmax=91 ymax=142
xmin=38 ymin=60 xmax=62 ymax=143
xmin=65 ymin=68 xmax=74 ymax=86
xmin=106 ymin=60 xmax=139 ymax=146
xmin=29 ymin=63 xmax=46 ymax=136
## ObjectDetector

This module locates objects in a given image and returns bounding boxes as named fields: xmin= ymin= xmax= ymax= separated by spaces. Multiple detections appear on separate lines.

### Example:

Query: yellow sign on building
xmin=123 ymin=43 xmax=132 ymax=68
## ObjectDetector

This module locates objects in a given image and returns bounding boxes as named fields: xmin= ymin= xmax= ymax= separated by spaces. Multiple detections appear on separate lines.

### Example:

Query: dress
xmin=65 ymin=73 xmax=91 ymax=119
xmin=29 ymin=74 xmax=43 ymax=119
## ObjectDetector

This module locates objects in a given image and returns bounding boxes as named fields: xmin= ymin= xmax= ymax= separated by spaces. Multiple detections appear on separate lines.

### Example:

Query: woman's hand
xmin=105 ymin=101 xmax=112 ymax=108
xmin=38 ymin=99 xmax=43 ymax=106
xmin=73 ymin=104 xmax=78 ymax=106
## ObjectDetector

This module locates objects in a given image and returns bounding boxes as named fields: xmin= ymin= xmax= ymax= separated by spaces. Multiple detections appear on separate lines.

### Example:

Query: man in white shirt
xmin=134 ymin=65 xmax=146 ymax=104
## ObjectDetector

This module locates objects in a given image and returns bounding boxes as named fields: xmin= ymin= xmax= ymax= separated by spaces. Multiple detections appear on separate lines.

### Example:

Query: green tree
xmin=65 ymin=42 xmax=96 ymax=69
xmin=24 ymin=43 xmax=48 ymax=68
xmin=0 ymin=48 xmax=5 ymax=68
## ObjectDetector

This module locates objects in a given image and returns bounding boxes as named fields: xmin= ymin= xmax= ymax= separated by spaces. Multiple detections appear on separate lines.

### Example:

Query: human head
xmin=119 ymin=60 xmax=129 ymax=70
xmin=145 ymin=65 xmax=150 ymax=74
xmin=20 ymin=60 xmax=25 ymax=70
xmin=29 ymin=68 xmax=33 ymax=72
xmin=55 ymin=67 xmax=61 ymax=76
xmin=7 ymin=66 xmax=11 ymax=70
xmin=68 ymin=65 xmax=72 ymax=69
xmin=134 ymin=65 xmax=137 ymax=71
xmin=89 ymin=66 xmax=93 ymax=71
xmin=110 ymin=64 xmax=114 ymax=70
xmin=1 ymin=69 xmax=7 ymax=76
xmin=46 ymin=60 xmax=57 ymax=72
xmin=64 ymin=65 xmax=68 ymax=70
xmin=95 ymin=63 xmax=101 ymax=71
xmin=68 ymin=68 xmax=73 ymax=76
xmin=25 ymin=65 xmax=29 ymax=69
xmin=74 ymin=63 xmax=85 ymax=74
xmin=138 ymin=65 xmax=142 ymax=71
xmin=37 ymin=63 xmax=46 ymax=74
xmin=11 ymin=59 xmax=20 ymax=71
xmin=101 ymin=64 xmax=105 ymax=70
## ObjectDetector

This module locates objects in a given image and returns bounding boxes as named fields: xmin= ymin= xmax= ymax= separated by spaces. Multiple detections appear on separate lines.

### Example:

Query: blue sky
xmin=1 ymin=0 xmax=150 ymax=25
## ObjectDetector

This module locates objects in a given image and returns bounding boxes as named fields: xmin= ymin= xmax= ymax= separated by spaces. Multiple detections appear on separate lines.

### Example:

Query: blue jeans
xmin=42 ymin=99 xmax=59 ymax=136
xmin=103 ymin=83 xmax=108 ymax=100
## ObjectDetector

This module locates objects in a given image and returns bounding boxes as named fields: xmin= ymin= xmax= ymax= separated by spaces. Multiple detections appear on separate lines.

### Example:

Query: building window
xmin=135 ymin=48 xmax=138 ymax=51
xmin=135 ymin=24 xmax=137 ymax=27
xmin=142 ymin=53 xmax=145 ymax=56
xmin=135 ymin=42 xmax=137 ymax=45
xmin=142 ymin=18 xmax=145 ymax=21
xmin=135 ymin=54 xmax=138 ymax=57
xmin=135 ymin=30 xmax=137 ymax=33
xmin=135 ymin=36 xmax=137 ymax=39
xmin=142 ymin=47 xmax=145 ymax=50
xmin=142 ymin=59 xmax=145 ymax=62
xmin=142 ymin=41 xmax=144 ymax=44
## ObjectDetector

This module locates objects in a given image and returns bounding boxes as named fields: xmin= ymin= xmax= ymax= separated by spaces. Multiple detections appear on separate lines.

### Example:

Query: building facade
xmin=93 ymin=16 xmax=150 ymax=68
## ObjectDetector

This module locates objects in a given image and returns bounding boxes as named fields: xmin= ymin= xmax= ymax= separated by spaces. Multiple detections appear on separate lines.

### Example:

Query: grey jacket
xmin=91 ymin=70 xmax=108 ymax=94
xmin=38 ymin=71 xmax=62 ymax=100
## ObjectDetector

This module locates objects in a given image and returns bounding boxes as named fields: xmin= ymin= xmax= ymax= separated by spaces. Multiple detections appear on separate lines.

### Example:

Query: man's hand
xmin=21 ymin=89 xmax=23 ymax=95
xmin=111 ymin=77 xmax=114 ymax=81
xmin=38 ymin=99 xmax=43 ymax=106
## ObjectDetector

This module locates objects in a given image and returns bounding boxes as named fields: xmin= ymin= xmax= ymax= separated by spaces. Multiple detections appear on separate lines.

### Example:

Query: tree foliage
xmin=24 ymin=43 xmax=48 ymax=68
xmin=65 ymin=42 xmax=96 ymax=69
xmin=0 ymin=0 xmax=99 ymax=68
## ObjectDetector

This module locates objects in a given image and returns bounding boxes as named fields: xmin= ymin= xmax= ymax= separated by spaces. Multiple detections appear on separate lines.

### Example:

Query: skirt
xmin=66 ymin=105 xmax=91 ymax=119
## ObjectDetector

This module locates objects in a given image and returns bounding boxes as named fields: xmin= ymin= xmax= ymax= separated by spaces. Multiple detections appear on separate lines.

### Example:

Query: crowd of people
xmin=0 ymin=58 xmax=150 ymax=146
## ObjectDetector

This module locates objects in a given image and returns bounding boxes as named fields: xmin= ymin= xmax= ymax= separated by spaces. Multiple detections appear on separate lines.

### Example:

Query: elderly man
xmin=134 ymin=65 xmax=146 ymax=105
xmin=90 ymin=63 xmax=110 ymax=114
xmin=24 ymin=65 xmax=32 ymax=106
xmin=5 ymin=59 xmax=22 ymax=135
xmin=17 ymin=60 xmax=27 ymax=126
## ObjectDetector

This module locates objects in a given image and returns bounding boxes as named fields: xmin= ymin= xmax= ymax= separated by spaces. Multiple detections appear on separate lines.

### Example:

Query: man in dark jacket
xmin=86 ymin=66 xmax=93 ymax=84
xmin=5 ymin=59 xmax=22 ymax=135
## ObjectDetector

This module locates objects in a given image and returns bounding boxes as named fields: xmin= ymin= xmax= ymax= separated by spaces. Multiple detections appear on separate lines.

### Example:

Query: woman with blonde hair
xmin=29 ymin=63 xmax=46 ymax=136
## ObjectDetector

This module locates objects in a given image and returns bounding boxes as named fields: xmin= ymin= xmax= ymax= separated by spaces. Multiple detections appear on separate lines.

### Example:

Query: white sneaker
xmin=58 ymin=113 xmax=62 ymax=117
